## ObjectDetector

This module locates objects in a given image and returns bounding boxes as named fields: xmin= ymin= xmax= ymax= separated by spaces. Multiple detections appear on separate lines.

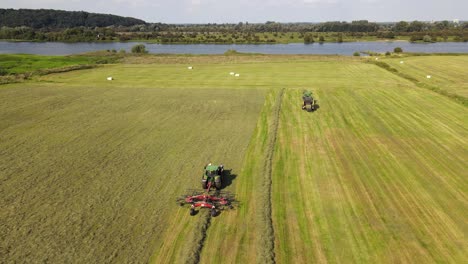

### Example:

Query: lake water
xmin=0 ymin=41 xmax=467 ymax=55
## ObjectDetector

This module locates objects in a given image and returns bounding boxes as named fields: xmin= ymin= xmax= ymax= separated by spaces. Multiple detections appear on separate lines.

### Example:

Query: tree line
xmin=0 ymin=9 xmax=145 ymax=28
xmin=0 ymin=9 xmax=466 ymax=43
xmin=126 ymin=20 xmax=466 ymax=34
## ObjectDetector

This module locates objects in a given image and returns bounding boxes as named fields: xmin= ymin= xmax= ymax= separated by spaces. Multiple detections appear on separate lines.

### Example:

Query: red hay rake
xmin=177 ymin=188 xmax=236 ymax=217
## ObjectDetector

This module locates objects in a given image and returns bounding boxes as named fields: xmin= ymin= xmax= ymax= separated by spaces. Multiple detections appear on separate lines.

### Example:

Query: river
xmin=0 ymin=41 xmax=467 ymax=55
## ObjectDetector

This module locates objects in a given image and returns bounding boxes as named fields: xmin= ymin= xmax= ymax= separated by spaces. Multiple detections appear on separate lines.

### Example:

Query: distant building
xmin=453 ymin=19 xmax=460 ymax=24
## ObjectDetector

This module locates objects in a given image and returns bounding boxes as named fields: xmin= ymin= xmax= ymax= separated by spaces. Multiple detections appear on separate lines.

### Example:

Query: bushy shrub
xmin=224 ymin=49 xmax=240 ymax=55
xmin=410 ymin=35 xmax=422 ymax=42
xmin=385 ymin=51 xmax=391 ymax=56
xmin=337 ymin=34 xmax=343 ymax=43
xmin=353 ymin=51 xmax=360 ymax=56
xmin=423 ymin=35 xmax=432 ymax=42
xmin=394 ymin=47 xmax=403 ymax=53
xmin=131 ymin=44 xmax=148 ymax=54
xmin=0 ymin=67 xmax=7 ymax=76
xmin=304 ymin=34 xmax=314 ymax=44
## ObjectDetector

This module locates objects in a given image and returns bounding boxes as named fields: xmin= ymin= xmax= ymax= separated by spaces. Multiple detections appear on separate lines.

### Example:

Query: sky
xmin=1 ymin=0 xmax=466 ymax=23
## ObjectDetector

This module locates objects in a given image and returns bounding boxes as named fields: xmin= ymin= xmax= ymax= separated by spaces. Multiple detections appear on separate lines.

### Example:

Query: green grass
xmin=0 ymin=53 xmax=115 ymax=75
xmin=382 ymin=55 xmax=468 ymax=99
xmin=271 ymin=59 xmax=467 ymax=263
xmin=0 ymin=67 xmax=266 ymax=262
xmin=1 ymin=54 xmax=467 ymax=263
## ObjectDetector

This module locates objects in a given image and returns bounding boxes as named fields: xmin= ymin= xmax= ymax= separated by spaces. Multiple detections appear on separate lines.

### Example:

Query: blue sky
xmin=1 ymin=0 xmax=466 ymax=23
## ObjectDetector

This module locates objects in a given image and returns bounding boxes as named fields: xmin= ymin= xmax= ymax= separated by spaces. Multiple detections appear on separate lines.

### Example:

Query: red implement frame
xmin=185 ymin=193 xmax=231 ymax=209
xmin=178 ymin=188 xmax=236 ymax=216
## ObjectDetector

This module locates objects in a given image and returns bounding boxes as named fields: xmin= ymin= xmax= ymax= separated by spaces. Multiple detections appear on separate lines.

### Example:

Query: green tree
xmin=410 ymin=35 xmax=422 ymax=42
xmin=131 ymin=44 xmax=148 ymax=54
xmin=394 ymin=21 xmax=409 ymax=32
xmin=394 ymin=47 xmax=403 ymax=53
xmin=304 ymin=33 xmax=314 ymax=44
xmin=408 ymin=21 xmax=424 ymax=32
xmin=337 ymin=33 xmax=343 ymax=43
xmin=384 ymin=31 xmax=395 ymax=39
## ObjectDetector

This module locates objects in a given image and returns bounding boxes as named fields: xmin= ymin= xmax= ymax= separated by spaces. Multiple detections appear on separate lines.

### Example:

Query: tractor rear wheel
xmin=202 ymin=180 xmax=207 ymax=189
xmin=215 ymin=180 xmax=221 ymax=190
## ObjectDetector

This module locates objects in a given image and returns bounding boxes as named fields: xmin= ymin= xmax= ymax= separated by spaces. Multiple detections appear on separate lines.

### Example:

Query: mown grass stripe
xmin=259 ymin=87 xmax=284 ymax=264
xmin=370 ymin=60 xmax=467 ymax=106
xmin=185 ymin=211 xmax=212 ymax=264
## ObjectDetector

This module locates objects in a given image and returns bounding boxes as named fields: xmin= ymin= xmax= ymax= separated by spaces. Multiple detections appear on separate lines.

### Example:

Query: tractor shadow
xmin=222 ymin=169 xmax=237 ymax=189
xmin=311 ymin=104 xmax=320 ymax=112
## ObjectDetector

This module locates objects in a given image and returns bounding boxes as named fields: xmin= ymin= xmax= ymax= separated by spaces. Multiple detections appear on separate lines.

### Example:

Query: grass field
xmin=272 ymin=62 xmax=467 ymax=263
xmin=383 ymin=55 xmax=468 ymax=99
xmin=1 ymin=54 xmax=467 ymax=263
xmin=0 ymin=70 xmax=266 ymax=262
xmin=0 ymin=54 xmax=115 ymax=75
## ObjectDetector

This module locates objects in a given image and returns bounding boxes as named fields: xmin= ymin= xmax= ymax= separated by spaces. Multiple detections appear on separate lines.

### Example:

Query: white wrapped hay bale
xmin=235 ymin=73 xmax=240 ymax=77
xmin=188 ymin=66 xmax=193 ymax=70
xmin=107 ymin=77 xmax=113 ymax=81
xmin=230 ymin=72 xmax=235 ymax=75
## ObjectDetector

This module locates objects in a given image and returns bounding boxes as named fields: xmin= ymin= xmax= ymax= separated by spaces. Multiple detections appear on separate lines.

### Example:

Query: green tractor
xmin=202 ymin=164 xmax=224 ymax=191
xmin=302 ymin=90 xmax=318 ymax=112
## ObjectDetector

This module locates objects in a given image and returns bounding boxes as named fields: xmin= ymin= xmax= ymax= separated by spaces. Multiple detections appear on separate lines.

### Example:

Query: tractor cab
xmin=205 ymin=165 xmax=220 ymax=177
xmin=202 ymin=164 xmax=224 ymax=190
